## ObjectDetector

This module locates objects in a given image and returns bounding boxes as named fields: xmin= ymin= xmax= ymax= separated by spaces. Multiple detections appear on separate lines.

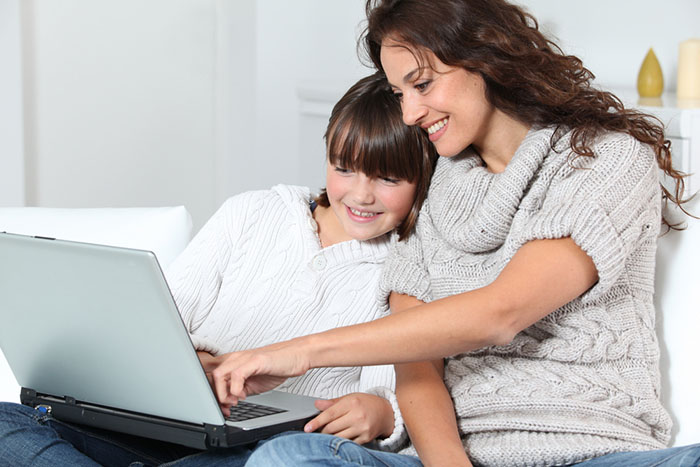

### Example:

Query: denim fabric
xmin=245 ymin=432 xmax=423 ymax=466
xmin=0 ymin=402 xmax=254 ymax=467
xmin=571 ymin=443 xmax=700 ymax=466
xmin=245 ymin=431 xmax=700 ymax=467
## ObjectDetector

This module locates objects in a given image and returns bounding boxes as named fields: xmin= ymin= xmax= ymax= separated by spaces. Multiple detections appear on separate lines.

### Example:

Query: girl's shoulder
xmin=220 ymin=184 xmax=312 ymax=212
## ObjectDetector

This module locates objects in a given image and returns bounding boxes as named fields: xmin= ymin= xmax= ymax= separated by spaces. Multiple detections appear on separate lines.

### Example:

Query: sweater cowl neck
xmin=429 ymin=127 xmax=559 ymax=253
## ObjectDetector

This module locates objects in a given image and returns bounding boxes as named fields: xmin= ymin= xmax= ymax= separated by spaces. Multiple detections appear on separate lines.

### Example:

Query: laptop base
xmin=21 ymin=388 xmax=314 ymax=450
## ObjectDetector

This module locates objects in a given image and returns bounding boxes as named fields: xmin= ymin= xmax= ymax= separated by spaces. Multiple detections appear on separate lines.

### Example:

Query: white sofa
xmin=0 ymin=203 xmax=697 ymax=447
xmin=0 ymin=206 xmax=193 ymax=404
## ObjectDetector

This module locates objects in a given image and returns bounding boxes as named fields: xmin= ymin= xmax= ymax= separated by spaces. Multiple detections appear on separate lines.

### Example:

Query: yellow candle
xmin=677 ymin=38 xmax=700 ymax=99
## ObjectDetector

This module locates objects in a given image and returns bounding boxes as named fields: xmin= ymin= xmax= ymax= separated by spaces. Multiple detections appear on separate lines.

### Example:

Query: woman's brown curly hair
xmin=362 ymin=0 xmax=690 ymax=227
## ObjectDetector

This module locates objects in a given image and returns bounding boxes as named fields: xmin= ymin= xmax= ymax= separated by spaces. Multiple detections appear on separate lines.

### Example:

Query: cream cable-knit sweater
xmin=166 ymin=184 xmax=404 ymax=449
xmin=380 ymin=127 xmax=672 ymax=466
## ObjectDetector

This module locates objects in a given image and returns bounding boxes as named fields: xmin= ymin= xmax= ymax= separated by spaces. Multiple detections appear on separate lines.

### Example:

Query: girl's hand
xmin=210 ymin=340 xmax=311 ymax=415
xmin=303 ymin=393 xmax=394 ymax=445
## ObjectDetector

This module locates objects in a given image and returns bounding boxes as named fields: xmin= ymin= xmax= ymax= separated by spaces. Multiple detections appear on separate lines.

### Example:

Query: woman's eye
xmin=415 ymin=80 xmax=431 ymax=92
xmin=392 ymin=91 xmax=403 ymax=102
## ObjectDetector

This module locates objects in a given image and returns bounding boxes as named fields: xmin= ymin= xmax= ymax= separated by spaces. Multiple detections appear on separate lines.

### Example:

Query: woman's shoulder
xmin=543 ymin=130 xmax=660 ymax=207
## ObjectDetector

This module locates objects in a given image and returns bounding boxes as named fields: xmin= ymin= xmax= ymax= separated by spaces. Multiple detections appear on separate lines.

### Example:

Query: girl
xmin=210 ymin=1 xmax=700 ymax=466
xmin=0 ymin=72 xmax=436 ymax=466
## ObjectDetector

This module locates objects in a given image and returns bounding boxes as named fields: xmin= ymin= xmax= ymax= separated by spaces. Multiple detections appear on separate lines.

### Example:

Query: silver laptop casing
xmin=0 ymin=233 xmax=318 ymax=448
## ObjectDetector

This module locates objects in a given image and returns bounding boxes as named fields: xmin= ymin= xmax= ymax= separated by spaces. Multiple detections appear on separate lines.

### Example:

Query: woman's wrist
xmin=286 ymin=334 xmax=318 ymax=373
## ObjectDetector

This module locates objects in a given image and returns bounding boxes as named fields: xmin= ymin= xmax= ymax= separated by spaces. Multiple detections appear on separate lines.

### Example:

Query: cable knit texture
xmin=166 ymin=184 xmax=404 ymax=450
xmin=379 ymin=127 xmax=672 ymax=466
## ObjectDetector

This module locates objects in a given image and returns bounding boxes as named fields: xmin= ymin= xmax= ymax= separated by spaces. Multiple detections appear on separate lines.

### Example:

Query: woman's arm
xmin=212 ymin=237 xmax=598 ymax=404
xmin=391 ymin=293 xmax=471 ymax=467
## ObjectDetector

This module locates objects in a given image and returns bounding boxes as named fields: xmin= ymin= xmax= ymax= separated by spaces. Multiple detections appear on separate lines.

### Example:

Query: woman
xmin=215 ymin=1 xmax=699 ymax=465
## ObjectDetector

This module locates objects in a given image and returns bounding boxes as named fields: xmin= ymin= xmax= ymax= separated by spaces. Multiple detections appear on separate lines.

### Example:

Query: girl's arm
xmin=212 ymin=237 xmax=598 ymax=404
xmin=391 ymin=293 xmax=471 ymax=466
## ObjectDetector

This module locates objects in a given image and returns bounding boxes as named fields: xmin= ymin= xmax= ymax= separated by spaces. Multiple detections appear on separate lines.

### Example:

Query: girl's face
xmin=324 ymin=160 xmax=417 ymax=242
xmin=380 ymin=40 xmax=496 ymax=158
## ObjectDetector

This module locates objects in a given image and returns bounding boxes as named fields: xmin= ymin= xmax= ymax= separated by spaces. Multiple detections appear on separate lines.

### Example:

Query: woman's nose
xmin=401 ymin=94 xmax=428 ymax=126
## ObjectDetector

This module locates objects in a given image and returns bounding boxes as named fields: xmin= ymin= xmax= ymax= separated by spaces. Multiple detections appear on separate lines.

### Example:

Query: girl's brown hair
xmin=316 ymin=72 xmax=437 ymax=241
xmin=362 ymin=0 xmax=690 ymax=226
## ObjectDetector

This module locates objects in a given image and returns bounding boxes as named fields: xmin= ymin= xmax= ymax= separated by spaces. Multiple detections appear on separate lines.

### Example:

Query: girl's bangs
xmin=326 ymin=112 xmax=423 ymax=184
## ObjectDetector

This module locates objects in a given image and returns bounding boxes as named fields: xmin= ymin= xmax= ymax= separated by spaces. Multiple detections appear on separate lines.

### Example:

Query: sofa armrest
xmin=654 ymin=197 xmax=700 ymax=447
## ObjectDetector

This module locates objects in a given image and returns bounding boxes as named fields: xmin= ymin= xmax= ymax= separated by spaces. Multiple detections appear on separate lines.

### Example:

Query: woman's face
xmin=325 ymin=160 xmax=417 ymax=242
xmin=380 ymin=40 xmax=496 ymax=158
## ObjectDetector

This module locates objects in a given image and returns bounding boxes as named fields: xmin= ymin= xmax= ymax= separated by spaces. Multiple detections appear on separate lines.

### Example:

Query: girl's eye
xmin=334 ymin=166 xmax=352 ymax=174
xmin=381 ymin=176 xmax=400 ymax=184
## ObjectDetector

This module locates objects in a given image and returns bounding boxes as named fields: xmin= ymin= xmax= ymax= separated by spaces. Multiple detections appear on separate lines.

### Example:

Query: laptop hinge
xmin=20 ymin=387 xmax=37 ymax=405
xmin=203 ymin=423 xmax=229 ymax=448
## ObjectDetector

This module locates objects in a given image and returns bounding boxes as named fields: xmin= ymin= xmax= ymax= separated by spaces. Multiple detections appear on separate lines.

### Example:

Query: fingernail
xmin=304 ymin=424 xmax=311 ymax=432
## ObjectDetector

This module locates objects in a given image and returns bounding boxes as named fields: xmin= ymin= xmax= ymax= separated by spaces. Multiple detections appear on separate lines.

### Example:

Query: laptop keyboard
xmin=225 ymin=401 xmax=287 ymax=422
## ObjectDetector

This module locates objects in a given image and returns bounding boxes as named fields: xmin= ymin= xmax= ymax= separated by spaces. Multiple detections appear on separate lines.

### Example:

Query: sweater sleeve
xmin=377 ymin=225 xmax=433 ymax=306
xmin=165 ymin=195 xmax=249 ymax=355
xmin=509 ymin=134 xmax=662 ymax=302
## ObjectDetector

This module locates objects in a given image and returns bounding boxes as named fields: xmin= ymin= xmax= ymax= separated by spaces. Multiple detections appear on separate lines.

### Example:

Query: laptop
xmin=0 ymin=232 xmax=319 ymax=450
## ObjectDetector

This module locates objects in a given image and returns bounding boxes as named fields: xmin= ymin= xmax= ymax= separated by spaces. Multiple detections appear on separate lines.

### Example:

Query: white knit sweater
xmin=380 ymin=127 xmax=672 ymax=466
xmin=166 ymin=184 xmax=404 ymax=449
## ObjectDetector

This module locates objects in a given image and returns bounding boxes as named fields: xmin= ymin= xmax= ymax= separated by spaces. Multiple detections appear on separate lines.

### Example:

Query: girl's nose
xmin=401 ymin=94 xmax=428 ymax=126
xmin=351 ymin=176 xmax=375 ymax=205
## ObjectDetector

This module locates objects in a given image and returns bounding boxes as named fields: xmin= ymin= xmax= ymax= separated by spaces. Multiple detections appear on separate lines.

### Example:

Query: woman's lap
xmin=245 ymin=431 xmax=422 ymax=466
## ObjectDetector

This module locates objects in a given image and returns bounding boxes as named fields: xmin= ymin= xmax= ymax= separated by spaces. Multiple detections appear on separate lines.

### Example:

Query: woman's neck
xmin=474 ymin=109 xmax=531 ymax=174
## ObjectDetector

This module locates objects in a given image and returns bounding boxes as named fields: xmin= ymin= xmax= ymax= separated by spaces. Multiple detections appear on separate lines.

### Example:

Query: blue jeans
xmin=245 ymin=432 xmax=422 ymax=466
xmin=572 ymin=443 xmax=700 ymax=466
xmin=0 ymin=402 xmax=255 ymax=466
xmin=245 ymin=431 xmax=700 ymax=467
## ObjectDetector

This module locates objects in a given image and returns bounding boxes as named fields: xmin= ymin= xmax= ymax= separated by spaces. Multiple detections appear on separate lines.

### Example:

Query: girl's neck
xmin=313 ymin=204 xmax=352 ymax=248
xmin=474 ymin=109 xmax=531 ymax=174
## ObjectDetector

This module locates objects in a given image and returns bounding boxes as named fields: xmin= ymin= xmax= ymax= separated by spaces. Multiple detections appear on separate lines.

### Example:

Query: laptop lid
xmin=0 ymin=232 xmax=227 ymax=427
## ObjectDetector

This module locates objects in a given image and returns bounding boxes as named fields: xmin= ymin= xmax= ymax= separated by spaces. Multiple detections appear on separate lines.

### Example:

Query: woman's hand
xmin=210 ymin=340 xmax=312 ymax=414
xmin=303 ymin=393 xmax=394 ymax=445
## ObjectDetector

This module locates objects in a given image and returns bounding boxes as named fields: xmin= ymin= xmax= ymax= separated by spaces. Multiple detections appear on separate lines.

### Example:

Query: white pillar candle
xmin=677 ymin=38 xmax=700 ymax=99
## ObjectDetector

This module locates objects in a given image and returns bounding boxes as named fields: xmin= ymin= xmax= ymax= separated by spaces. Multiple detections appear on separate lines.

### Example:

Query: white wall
xmin=21 ymin=0 xmax=218 ymax=229
xmin=0 ymin=0 xmax=25 ymax=207
xmin=249 ymin=1 xmax=368 ymax=195
xmin=519 ymin=0 xmax=700 ymax=91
